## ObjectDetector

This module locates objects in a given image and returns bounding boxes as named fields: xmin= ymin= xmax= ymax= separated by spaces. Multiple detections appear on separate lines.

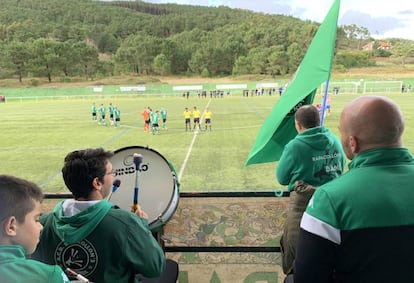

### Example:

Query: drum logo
xmin=114 ymin=154 xmax=149 ymax=176
xmin=55 ymin=239 xmax=98 ymax=276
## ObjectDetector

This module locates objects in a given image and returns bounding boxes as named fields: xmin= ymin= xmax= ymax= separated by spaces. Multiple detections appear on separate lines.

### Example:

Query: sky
xmin=144 ymin=0 xmax=414 ymax=41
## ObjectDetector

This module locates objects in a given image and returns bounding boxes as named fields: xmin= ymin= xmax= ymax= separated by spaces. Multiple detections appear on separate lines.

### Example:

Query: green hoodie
xmin=276 ymin=126 xmax=345 ymax=191
xmin=0 ymin=245 xmax=70 ymax=283
xmin=32 ymin=200 xmax=165 ymax=283
xmin=52 ymin=200 xmax=112 ymax=243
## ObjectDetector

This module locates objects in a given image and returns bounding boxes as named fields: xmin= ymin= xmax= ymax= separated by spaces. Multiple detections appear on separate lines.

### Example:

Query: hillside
xmin=0 ymin=0 xmax=413 ymax=84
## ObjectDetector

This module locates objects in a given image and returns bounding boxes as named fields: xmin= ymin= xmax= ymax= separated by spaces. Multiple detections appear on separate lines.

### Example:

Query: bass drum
xmin=109 ymin=146 xmax=179 ymax=232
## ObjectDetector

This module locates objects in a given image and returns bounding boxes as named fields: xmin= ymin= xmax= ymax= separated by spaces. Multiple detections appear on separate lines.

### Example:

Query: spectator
xmin=32 ymin=148 xmax=166 ymax=283
xmin=0 ymin=175 xmax=70 ymax=283
xmin=295 ymin=96 xmax=414 ymax=283
xmin=277 ymin=105 xmax=345 ymax=277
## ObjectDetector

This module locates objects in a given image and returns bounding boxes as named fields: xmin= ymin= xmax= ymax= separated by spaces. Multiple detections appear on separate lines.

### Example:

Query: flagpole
xmin=320 ymin=80 xmax=330 ymax=125
xmin=245 ymin=0 xmax=340 ymax=166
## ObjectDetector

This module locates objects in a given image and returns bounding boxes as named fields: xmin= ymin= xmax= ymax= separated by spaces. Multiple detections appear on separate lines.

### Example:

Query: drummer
xmin=32 ymin=148 xmax=166 ymax=283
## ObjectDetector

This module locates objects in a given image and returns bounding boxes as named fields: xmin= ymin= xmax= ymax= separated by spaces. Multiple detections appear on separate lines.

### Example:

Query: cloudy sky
xmin=144 ymin=0 xmax=414 ymax=40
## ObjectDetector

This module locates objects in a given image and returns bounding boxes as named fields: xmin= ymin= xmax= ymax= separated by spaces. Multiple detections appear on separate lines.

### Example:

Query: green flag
xmin=245 ymin=0 xmax=340 ymax=166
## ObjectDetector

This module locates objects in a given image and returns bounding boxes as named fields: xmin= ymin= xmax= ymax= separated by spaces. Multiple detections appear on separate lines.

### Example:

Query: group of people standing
xmin=91 ymin=102 xmax=214 ymax=133
xmin=91 ymin=102 xmax=121 ymax=127
xmin=141 ymin=106 xmax=168 ymax=135
xmin=278 ymin=96 xmax=414 ymax=283
xmin=183 ymin=106 xmax=212 ymax=132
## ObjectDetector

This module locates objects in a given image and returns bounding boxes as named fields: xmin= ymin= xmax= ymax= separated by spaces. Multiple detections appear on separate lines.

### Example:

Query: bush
xmin=335 ymin=51 xmax=375 ymax=68
xmin=201 ymin=68 xmax=210 ymax=78
xmin=30 ymin=79 xmax=40 ymax=86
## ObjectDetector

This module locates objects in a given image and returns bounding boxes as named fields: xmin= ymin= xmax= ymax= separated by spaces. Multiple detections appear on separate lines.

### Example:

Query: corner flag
xmin=245 ymin=0 xmax=340 ymax=166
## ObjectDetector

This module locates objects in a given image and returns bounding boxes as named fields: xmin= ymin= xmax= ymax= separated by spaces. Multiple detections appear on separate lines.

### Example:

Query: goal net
xmin=318 ymin=81 xmax=360 ymax=95
xmin=363 ymin=81 xmax=403 ymax=94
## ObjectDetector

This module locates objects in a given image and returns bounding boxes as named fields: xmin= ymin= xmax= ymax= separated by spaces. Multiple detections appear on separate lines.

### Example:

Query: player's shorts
xmin=163 ymin=118 xmax=166 ymax=123
xmin=185 ymin=118 xmax=190 ymax=124
xmin=92 ymin=113 xmax=97 ymax=117
xmin=194 ymin=118 xmax=200 ymax=123
xmin=152 ymin=123 xmax=159 ymax=127
xmin=115 ymin=118 xmax=120 ymax=122
xmin=110 ymin=114 xmax=114 ymax=119
xmin=145 ymin=119 xmax=150 ymax=124
xmin=101 ymin=115 xmax=106 ymax=119
xmin=205 ymin=118 xmax=211 ymax=124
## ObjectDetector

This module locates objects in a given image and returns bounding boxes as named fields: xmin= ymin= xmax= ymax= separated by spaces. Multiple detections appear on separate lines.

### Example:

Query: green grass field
xmin=0 ymin=88 xmax=413 ymax=194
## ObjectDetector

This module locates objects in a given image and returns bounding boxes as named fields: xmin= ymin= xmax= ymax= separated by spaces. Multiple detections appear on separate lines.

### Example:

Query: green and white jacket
xmin=295 ymin=148 xmax=414 ymax=283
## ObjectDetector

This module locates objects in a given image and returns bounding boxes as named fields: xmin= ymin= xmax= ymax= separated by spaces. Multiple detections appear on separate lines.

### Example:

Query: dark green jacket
xmin=276 ymin=126 xmax=345 ymax=191
xmin=296 ymin=148 xmax=414 ymax=283
xmin=32 ymin=200 xmax=165 ymax=283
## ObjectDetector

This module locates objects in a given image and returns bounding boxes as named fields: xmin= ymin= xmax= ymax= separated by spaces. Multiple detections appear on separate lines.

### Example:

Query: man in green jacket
xmin=0 ymin=175 xmax=70 ymax=283
xmin=277 ymin=105 xmax=346 ymax=277
xmin=295 ymin=96 xmax=414 ymax=283
xmin=276 ymin=104 xmax=346 ymax=191
xmin=32 ymin=148 xmax=166 ymax=283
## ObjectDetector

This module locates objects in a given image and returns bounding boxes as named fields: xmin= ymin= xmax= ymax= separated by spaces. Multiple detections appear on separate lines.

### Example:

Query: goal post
xmin=319 ymin=81 xmax=360 ymax=95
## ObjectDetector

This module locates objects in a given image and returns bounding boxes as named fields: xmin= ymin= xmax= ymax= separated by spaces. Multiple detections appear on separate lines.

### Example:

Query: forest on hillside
xmin=0 ymin=0 xmax=413 ymax=83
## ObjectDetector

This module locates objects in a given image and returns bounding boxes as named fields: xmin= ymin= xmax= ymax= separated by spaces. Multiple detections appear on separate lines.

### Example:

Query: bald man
xmin=294 ymin=96 xmax=414 ymax=283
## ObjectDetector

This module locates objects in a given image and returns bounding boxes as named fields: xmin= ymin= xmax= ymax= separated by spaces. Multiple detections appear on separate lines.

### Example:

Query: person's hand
xmin=134 ymin=204 xmax=148 ymax=219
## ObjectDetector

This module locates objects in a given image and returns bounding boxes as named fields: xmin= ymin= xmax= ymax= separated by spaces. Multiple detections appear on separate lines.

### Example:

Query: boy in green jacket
xmin=0 ymin=175 xmax=70 ymax=283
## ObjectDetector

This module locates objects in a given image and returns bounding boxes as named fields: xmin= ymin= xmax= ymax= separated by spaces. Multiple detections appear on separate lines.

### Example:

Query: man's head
xmin=0 ymin=175 xmax=43 ymax=254
xmin=62 ymin=148 xmax=114 ymax=200
xmin=295 ymin=105 xmax=320 ymax=132
xmin=339 ymin=96 xmax=404 ymax=160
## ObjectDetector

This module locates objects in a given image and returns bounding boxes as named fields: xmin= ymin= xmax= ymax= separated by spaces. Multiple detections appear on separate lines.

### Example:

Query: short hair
xmin=0 ymin=175 xmax=43 ymax=223
xmin=295 ymin=105 xmax=320 ymax=128
xmin=62 ymin=148 xmax=113 ymax=199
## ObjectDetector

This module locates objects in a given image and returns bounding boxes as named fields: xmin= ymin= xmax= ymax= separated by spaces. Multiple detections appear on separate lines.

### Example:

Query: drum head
xmin=109 ymin=146 xmax=178 ymax=228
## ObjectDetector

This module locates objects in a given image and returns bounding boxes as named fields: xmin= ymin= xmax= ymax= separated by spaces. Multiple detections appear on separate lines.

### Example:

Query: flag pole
xmin=245 ymin=0 xmax=340 ymax=166
xmin=320 ymin=79 xmax=330 ymax=125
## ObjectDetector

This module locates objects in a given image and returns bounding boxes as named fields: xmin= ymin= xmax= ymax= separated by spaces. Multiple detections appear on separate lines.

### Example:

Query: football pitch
xmin=0 ymin=90 xmax=413 ymax=193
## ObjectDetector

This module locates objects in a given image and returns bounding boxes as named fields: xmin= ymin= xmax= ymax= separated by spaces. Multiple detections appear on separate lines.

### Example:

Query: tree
xmin=342 ymin=24 xmax=371 ymax=50
xmin=152 ymin=53 xmax=171 ymax=75
xmin=287 ymin=42 xmax=304 ymax=73
xmin=391 ymin=41 xmax=414 ymax=65
xmin=114 ymin=34 xmax=161 ymax=75
xmin=3 ymin=41 xmax=30 ymax=82
xmin=74 ymin=42 xmax=99 ymax=80
xmin=27 ymin=39 xmax=60 ymax=82
xmin=232 ymin=55 xmax=252 ymax=75
xmin=266 ymin=45 xmax=288 ymax=75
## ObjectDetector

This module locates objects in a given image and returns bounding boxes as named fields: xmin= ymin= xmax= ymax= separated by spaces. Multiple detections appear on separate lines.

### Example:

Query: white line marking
xmin=178 ymin=100 xmax=211 ymax=180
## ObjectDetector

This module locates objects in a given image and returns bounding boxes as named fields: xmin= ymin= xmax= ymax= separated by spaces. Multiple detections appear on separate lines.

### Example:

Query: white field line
xmin=177 ymin=100 xmax=211 ymax=180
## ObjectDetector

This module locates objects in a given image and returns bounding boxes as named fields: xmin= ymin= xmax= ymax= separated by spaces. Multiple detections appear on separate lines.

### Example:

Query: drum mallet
xmin=106 ymin=179 xmax=121 ymax=201
xmin=131 ymin=153 xmax=143 ymax=213
xmin=65 ymin=268 xmax=90 ymax=283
